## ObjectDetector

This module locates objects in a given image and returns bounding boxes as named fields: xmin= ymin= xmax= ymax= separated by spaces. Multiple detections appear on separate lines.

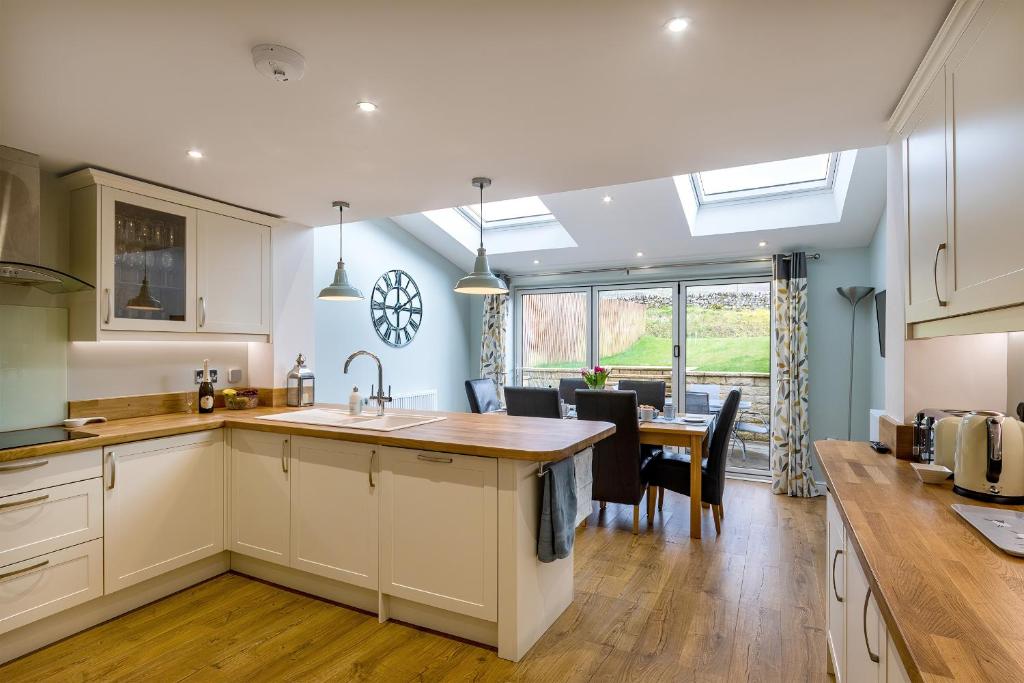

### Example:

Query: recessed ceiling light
xmin=665 ymin=17 xmax=690 ymax=33
xmin=602 ymin=195 xmax=613 ymax=204
xmin=356 ymin=101 xmax=378 ymax=113
xmin=533 ymin=259 xmax=540 ymax=265
xmin=187 ymin=149 xmax=203 ymax=159
xmin=758 ymin=241 xmax=767 ymax=248
xmin=636 ymin=251 xmax=644 ymax=257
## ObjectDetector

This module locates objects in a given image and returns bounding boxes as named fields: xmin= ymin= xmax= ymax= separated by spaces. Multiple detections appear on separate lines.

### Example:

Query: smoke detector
xmin=252 ymin=44 xmax=305 ymax=82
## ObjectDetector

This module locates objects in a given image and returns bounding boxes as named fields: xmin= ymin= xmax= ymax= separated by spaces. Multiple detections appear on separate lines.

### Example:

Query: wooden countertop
xmin=816 ymin=440 xmax=1024 ymax=682
xmin=1 ymin=406 xmax=615 ymax=464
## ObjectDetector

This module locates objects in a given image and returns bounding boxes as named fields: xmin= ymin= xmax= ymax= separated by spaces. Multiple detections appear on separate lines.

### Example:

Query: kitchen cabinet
xmin=289 ymin=437 xmax=378 ymax=589
xmin=0 ymin=478 xmax=103 ymax=568
xmin=66 ymin=169 xmax=273 ymax=341
xmin=228 ymin=430 xmax=290 ymax=566
xmin=826 ymin=492 xmax=847 ymax=680
xmin=196 ymin=210 xmax=270 ymax=334
xmin=845 ymin=536 xmax=884 ymax=683
xmin=378 ymin=447 xmax=497 ymax=621
xmin=104 ymin=430 xmax=224 ymax=593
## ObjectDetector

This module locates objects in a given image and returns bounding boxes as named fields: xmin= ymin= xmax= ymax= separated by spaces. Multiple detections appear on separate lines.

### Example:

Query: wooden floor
xmin=0 ymin=481 xmax=827 ymax=682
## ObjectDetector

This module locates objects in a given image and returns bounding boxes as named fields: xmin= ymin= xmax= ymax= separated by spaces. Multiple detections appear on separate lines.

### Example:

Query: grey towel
xmin=538 ymin=457 xmax=577 ymax=563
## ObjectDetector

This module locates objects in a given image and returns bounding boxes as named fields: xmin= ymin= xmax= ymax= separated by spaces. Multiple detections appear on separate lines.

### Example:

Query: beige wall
xmin=904 ymin=334 xmax=1008 ymax=415
xmin=1008 ymin=332 xmax=1024 ymax=418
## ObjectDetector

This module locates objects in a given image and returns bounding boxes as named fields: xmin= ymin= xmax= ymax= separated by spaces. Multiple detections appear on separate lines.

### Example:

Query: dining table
xmin=637 ymin=417 xmax=712 ymax=539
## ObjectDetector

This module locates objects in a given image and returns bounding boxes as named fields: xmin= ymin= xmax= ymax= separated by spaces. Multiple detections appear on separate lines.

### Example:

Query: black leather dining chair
xmin=504 ymin=386 xmax=561 ymax=418
xmin=465 ymin=379 xmax=501 ymax=414
xmin=684 ymin=391 xmax=710 ymax=414
xmin=645 ymin=389 xmax=740 ymax=535
xmin=576 ymin=389 xmax=660 ymax=534
xmin=558 ymin=378 xmax=588 ymax=405
xmin=618 ymin=380 xmax=666 ymax=411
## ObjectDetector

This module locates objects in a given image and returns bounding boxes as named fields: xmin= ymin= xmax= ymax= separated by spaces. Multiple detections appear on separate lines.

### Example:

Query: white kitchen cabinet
xmin=903 ymin=72 xmax=950 ymax=324
xmin=826 ymin=492 xmax=847 ymax=681
xmin=379 ymin=448 xmax=497 ymax=621
xmin=289 ymin=437 xmax=378 ymax=589
xmin=104 ymin=430 xmax=224 ymax=593
xmin=0 ymin=478 xmax=103 ymax=568
xmin=0 ymin=449 xmax=101 ymax=498
xmin=944 ymin=0 xmax=1024 ymax=317
xmin=66 ymin=168 xmax=273 ymax=341
xmin=228 ymin=430 xmax=290 ymax=566
xmin=196 ymin=210 xmax=271 ymax=334
xmin=845 ymin=536 xmax=884 ymax=683
xmin=886 ymin=633 xmax=913 ymax=683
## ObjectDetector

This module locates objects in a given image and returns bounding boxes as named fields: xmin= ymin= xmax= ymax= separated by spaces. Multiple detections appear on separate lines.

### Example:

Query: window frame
xmin=691 ymin=152 xmax=839 ymax=206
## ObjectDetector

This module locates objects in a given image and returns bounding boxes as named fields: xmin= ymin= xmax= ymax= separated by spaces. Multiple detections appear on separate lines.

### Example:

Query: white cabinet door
xmin=379 ymin=448 xmax=497 ymax=621
xmin=903 ymin=72 xmax=950 ymax=323
xmin=826 ymin=492 xmax=847 ymax=682
xmin=945 ymin=0 xmax=1024 ymax=317
xmin=886 ymin=632 xmax=913 ymax=683
xmin=289 ymin=437 xmax=378 ymax=589
xmin=104 ymin=431 xmax=224 ymax=593
xmin=0 ymin=478 xmax=103 ymax=568
xmin=844 ymin=538 xmax=884 ymax=683
xmin=229 ymin=429 xmax=290 ymax=566
xmin=196 ymin=211 xmax=271 ymax=334
xmin=99 ymin=186 xmax=197 ymax=332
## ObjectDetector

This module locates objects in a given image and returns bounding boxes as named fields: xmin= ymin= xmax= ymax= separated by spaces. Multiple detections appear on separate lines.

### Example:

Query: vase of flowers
xmin=581 ymin=365 xmax=611 ymax=390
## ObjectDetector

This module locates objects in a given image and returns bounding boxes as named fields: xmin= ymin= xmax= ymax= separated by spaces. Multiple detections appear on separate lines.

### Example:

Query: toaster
xmin=914 ymin=409 xmax=970 ymax=462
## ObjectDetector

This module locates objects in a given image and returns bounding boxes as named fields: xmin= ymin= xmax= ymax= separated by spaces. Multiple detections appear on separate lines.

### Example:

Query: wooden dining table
xmin=637 ymin=419 xmax=712 ymax=539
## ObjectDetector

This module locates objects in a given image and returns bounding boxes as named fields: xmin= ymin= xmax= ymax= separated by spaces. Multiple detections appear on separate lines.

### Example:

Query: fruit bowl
xmin=223 ymin=388 xmax=259 ymax=410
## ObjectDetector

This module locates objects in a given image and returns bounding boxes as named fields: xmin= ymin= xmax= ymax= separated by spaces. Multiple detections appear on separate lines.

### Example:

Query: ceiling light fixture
xmin=602 ymin=195 xmax=613 ymax=204
xmin=454 ymin=177 xmax=509 ymax=296
xmin=317 ymin=201 xmax=364 ymax=301
xmin=187 ymin=149 xmax=203 ymax=159
xmin=356 ymin=101 xmax=378 ymax=113
xmin=665 ymin=17 xmax=690 ymax=33
xmin=636 ymin=251 xmax=644 ymax=257
xmin=533 ymin=259 xmax=540 ymax=265
xmin=758 ymin=241 xmax=767 ymax=248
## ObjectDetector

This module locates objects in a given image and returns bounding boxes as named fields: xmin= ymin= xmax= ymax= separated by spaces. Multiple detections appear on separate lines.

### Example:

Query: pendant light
xmin=125 ymin=250 xmax=162 ymax=311
xmin=454 ymin=177 xmax=509 ymax=295
xmin=318 ymin=200 xmax=364 ymax=301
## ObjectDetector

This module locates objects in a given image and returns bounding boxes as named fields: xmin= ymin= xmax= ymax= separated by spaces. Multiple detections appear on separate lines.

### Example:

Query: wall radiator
xmin=389 ymin=389 xmax=438 ymax=411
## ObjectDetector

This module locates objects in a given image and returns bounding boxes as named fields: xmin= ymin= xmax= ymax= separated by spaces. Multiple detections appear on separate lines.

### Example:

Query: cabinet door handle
xmin=0 ymin=494 xmax=49 ymax=511
xmin=417 ymin=454 xmax=453 ymax=464
xmin=281 ymin=439 xmax=289 ymax=474
xmin=933 ymin=242 xmax=948 ymax=307
xmin=107 ymin=451 xmax=117 ymax=490
xmin=0 ymin=559 xmax=49 ymax=581
xmin=831 ymin=549 xmax=844 ymax=603
xmin=199 ymin=296 xmax=207 ymax=327
xmin=863 ymin=587 xmax=880 ymax=664
xmin=104 ymin=288 xmax=112 ymax=324
xmin=369 ymin=450 xmax=376 ymax=488
xmin=0 ymin=459 xmax=48 ymax=473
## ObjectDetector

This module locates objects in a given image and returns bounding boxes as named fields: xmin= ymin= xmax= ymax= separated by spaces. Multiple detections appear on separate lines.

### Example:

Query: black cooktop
xmin=0 ymin=426 xmax=93 ymax=451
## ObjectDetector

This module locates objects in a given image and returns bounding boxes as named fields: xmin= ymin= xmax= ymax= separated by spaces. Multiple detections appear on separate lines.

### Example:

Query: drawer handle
xmin=933 ymin=242 xmax=948 ymax=307
xmin=107 ymin=451 xmax=117 ymax=490
xmin=831 ymin=549 xmax=844 ymax=603
xmin=369 ymin=450 xmax=376 ymax=488
xmin=0 ymin=460 xmax=48 ymax=473
xmin=281 ymin=439 xmax=289 ymax=474
xmin=863 ymin=587 xmax=880 ymax=663
xmin=0 ymin=559 xmax=49 ymax=581
xmin=417 ymin=454 xmax=453 ymax=464
xmin=0 ymin=494 xmax=49 ymax=511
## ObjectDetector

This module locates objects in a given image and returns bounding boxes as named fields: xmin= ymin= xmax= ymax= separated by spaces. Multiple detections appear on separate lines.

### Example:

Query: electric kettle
xmin=953 ymin=412 xmax=1024 ymax=504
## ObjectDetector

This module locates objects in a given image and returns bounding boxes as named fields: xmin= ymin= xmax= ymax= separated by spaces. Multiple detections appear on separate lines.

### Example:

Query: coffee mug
xmin=640 ymin=406 xmax=655 ymax=421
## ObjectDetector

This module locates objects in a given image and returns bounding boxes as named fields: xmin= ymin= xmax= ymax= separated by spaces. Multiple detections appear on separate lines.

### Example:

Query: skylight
xmin=459 ymin=196 xmax=555 ymax=230
xmin=693 ymin=153 xmax=837 ymax=205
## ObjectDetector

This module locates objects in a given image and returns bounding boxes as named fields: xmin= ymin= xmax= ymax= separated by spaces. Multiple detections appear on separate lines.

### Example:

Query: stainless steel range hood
xmin=0 ymin=146 xmax=93 ymax=293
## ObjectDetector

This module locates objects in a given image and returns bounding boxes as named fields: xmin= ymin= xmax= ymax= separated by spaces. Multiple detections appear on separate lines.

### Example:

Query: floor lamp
xmin=837 ymin=286 xmax=875 ymax=440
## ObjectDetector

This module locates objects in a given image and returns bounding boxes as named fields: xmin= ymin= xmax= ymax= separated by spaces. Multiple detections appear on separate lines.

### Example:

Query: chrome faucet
xmin=344 ymin=350 xmax=392 ymax=416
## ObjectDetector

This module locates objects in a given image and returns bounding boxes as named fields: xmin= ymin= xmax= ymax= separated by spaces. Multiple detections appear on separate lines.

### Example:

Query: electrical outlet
xmin=194 ymin=369 xmax=218 ymax=384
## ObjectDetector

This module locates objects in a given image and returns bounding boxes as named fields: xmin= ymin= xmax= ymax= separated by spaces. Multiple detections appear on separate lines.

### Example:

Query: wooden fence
xmin=521 ymin=293 xmax=645 ymax=365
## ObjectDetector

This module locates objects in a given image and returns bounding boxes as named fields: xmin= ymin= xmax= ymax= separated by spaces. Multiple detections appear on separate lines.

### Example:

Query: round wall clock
xmin=370 ymin=269 xmax=422 ymax=347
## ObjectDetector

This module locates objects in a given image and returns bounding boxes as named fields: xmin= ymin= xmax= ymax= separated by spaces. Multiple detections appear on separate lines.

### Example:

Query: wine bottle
xmin=198 ymin=359 xmax=215 ymax=414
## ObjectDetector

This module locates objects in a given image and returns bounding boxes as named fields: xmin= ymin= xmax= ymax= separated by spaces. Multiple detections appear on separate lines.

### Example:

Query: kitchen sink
xmin=255 ymin=409 xmax=445 ymax=432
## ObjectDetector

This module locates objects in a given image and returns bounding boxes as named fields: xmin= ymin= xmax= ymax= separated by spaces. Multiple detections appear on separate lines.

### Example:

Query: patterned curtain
xmin=480 ymin=293 xmax=509 ymax=401
xmin=771 ymin=253 xmax=818 ymax=497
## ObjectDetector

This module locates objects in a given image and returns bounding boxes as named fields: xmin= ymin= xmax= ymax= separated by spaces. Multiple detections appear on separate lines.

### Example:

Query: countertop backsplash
xmin=0 ymin=304 xmax=67 ymax=430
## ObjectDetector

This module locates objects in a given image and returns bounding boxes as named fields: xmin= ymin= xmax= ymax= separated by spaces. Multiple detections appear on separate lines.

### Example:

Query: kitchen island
xmin=817 ymin=439 xmax=1024 ymax=682
xmin=0 ymin=407 xmax=614 ymax=663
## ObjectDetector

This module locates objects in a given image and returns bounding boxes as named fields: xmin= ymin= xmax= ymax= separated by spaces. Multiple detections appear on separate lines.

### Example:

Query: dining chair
xmin=558 ymin=377 xmax=588 ymax=405
xmin=645 ymin=389 xmax=740 ymax=535
xmin=575 ymin=389 xmax=660 ymax=534
xmin=504 ymin=386 xmax=561 ymax=418
xmin=465 ymin=379 xmax=502 ymax=414
xmin=684 ymin=391 xmax=710 ymax=414
xmin=617 ymin=380 xmax=666 ymax=411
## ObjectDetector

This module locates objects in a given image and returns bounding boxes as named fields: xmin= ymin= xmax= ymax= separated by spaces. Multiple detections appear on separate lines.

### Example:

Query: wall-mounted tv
xmin=875 ymin=290 xmax=886 ymax=358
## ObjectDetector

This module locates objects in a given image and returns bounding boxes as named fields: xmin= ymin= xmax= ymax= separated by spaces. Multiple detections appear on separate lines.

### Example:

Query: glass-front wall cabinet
xmin=100 ymin=188 xmax=196 ymax=331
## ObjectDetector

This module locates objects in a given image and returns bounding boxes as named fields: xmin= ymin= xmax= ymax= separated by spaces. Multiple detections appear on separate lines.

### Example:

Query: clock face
xmin=370 ymin=269 xmax=422 ymax=347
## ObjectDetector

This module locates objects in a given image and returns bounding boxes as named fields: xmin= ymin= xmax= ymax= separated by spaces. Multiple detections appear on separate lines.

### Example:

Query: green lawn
xmin=538 ymin=335 xmax=770 ymax=373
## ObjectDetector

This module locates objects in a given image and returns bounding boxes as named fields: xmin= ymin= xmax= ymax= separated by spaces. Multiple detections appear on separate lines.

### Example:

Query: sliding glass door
xmin=514 ymin=288 xmax=590 ymax=387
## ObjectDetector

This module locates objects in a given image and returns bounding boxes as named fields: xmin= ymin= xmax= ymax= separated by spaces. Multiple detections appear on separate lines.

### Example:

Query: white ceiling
xmin=393 ymin=145 xmax=886 ymax=274
xmin=0 ymin=1 xmax=948 ymax=228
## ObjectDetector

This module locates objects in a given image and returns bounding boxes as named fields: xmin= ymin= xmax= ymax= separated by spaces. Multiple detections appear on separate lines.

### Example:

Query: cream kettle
xmin=953 ymin=412 xmax=1024 ymax=504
